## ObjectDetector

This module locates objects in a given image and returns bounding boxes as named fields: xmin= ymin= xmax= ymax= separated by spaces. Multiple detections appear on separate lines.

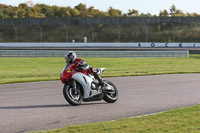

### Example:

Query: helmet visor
xmin=65 ymin=58 xmax=72 ymax=64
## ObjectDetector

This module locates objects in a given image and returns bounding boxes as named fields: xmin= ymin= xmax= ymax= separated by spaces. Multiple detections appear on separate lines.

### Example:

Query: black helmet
xmin=65 ymin=51 xmax=77 ymax=63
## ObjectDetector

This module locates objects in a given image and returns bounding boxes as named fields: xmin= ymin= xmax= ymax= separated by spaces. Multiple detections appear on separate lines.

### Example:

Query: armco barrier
xmin=0 ymin=43 xmax=200 ymax=48
xmin=0 ymin=50 xmax=189 ymax=58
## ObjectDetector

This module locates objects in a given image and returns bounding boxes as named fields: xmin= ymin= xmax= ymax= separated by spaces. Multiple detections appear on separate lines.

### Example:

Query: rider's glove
xmin=75 ymin=67 xmax=83 ymax=71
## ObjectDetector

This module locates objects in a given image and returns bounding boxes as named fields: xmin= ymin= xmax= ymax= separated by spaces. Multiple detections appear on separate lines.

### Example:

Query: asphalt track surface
xmin=1 ymin=74 xmax=200 ymax=133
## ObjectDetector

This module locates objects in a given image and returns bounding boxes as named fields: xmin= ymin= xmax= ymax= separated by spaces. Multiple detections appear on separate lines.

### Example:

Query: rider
xmin=65 ymin=51 xmax=105 ymax=88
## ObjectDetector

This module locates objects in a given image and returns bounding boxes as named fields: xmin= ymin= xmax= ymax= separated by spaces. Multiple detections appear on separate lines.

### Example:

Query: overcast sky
xmin=0 ymin=0 xmax=200 ymax=15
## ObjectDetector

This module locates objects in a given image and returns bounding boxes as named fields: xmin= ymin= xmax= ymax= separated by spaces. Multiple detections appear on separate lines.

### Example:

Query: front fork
xmin=72 ymin=79 xmax=78 ymax=95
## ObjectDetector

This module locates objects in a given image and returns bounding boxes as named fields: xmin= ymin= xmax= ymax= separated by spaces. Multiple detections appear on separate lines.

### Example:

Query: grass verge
xmin=31 ymin=104 xmax=200 ymax=133
xmin=1 ymin=54 xmax=200 ymax=84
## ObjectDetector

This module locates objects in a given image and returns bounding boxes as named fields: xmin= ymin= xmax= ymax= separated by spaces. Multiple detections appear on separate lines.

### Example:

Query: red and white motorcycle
xmin=60 ymin=64 xmax=118 ymax=106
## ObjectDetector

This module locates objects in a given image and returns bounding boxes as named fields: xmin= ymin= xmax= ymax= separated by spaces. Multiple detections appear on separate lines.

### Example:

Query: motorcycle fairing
xmin=72 ymin=72 xmax=101 ymax=99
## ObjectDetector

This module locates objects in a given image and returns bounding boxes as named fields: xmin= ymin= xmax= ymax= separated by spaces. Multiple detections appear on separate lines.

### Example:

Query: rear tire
xmin=103 ymin=80 xmax=118 ymax=103
xmin=63 ymin=83 xmax=83 ymax=106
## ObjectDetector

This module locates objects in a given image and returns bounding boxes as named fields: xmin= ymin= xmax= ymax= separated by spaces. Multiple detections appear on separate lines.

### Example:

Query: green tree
xmin=174 ymin=10 xmax=185 ymax=17
xmin=71 ymin=8 xmax=81 ymax=17
xmin=0 ymin=9 xmax=4 ymax=18
xmin=75 ymin=3 xmax=88 ymax=17
xmin=186 ymin=12 xmax=200 ymax=17
xmin=1 ymin=3 xmax=200 ymax=18
xmin=61 ymin=7 xmax=71 ymax=17
xmin=139 ymin=13 xmax=152 ymax=17
xmin=159 ymin=10 xmax=169 ymax=17
xmin=3 ymin=7 xmax=13 ymax=18
xmin=40 ymin=4 xmax=54 ymax=17
xmin=170 ymin=4 xmax=185 ymax=17
xmin=32 ymin=4 xmax=46 ymax=18
xmin=170 ymin=4 xmax=176 ymax=16
xmin=18 ymin=3 xmax=28 ymax=9
xmin=25 ymin=8 xmax=34 ymax=17
xmin=88 ymin=6 xmax=99 ymax=17
xmin=127 ymin=9 xmax=139 ymax=17
xmin=53 ymin=6 xmax=62 ymax=17
xmin=17 ymin=4 xmax=28 ymax=18
xmin=108 ymin=7 xmax=122 ymax=17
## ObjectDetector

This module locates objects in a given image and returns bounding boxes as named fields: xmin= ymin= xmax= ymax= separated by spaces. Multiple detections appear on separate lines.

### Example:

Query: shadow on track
xmin=0 ymin=102 xmax=107 ymax=110
xmin=0 ymin=104 xmax=70 ymax=109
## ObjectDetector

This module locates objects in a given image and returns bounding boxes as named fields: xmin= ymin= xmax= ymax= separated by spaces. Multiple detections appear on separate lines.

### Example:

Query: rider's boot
xmin=94 ymin=74 xmax=105 ymax=87
xmin=91 ymin=68 xmax=105 ymax=87
xmin=94 ymin=74 xmax=114 ymax=93
xmin=91 ymin=68 xmax=113 ymax=92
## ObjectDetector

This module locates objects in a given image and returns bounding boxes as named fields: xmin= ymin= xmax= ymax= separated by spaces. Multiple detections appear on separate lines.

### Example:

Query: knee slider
xmin=91 ymin=68 xmax=98 ymax=73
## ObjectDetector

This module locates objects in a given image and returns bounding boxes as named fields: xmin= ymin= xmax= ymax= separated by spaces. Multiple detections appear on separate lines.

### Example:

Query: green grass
xmin=2 ymin=55 xmax=200 ymax=133
xmin=1 ymin=54 xmax=200 ymax=84
xmin=31 ymin=104 xmax=200 ymax=133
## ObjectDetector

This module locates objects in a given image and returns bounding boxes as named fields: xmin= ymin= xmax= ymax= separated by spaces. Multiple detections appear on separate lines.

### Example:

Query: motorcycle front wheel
xmin=63 ymin=83 xmax=83 ymax=106
xmin=103 ymin=80 xmax=118 ymax=103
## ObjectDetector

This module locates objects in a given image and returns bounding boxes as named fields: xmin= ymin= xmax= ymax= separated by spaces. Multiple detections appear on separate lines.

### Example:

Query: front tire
xmin=103 ymin=80 xmax=118 ymax=103
xmin=63 ymin=83 xmax=83 ymax=106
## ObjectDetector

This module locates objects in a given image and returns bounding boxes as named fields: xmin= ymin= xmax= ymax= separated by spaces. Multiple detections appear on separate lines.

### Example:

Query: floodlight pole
xmin=171 ymin=23 xmax=176 ymax=42
xmin=117 ymin=24 xmax=121 ymax=42
xmin=37 ymin=23 xmax=43 ymax=42
xmin=64 ymin=24 xmax=69 ymax=42
xmin=145 ymin=25 xmax=148 ymax=42
xmin=88 ymin=23 xmax=94 ymax=42
xmin=117 ymin=17 xmax=121 ymax=42
xmin=11 ymin=22 xmax=17 ymax=42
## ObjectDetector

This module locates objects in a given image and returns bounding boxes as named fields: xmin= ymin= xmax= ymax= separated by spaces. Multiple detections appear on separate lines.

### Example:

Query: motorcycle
xmin=60 ymin=64 xmax=118 ymax=106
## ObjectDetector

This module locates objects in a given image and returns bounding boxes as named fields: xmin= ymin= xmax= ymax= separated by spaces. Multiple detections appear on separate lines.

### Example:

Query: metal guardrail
xmin=0 ymin=50 xmax=189 ymax=58
xmin=0 ymin=42 xmax=200 ymax=48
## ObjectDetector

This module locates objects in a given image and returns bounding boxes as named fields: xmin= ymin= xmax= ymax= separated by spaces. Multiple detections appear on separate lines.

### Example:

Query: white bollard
xmin=72 ymin=40 xmax=75 ymax=43
xmin=84 ymin=37 xmax=87 ymax=43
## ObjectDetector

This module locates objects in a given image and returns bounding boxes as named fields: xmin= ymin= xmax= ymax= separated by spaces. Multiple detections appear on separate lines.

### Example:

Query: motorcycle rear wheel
xmin=63 ymin=83 xmax=83 ymax=106
xmin=103 ymin=80 xmax=118 ymax=103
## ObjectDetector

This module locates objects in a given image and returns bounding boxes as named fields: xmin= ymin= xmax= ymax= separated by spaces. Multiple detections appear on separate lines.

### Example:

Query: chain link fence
xmin=0 ymin=17 xmax=200 ymax=43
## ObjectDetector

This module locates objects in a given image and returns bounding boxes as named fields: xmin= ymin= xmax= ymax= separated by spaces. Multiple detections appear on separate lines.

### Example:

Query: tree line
xmin=0 ymin=1 xmax=200 ymax=18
